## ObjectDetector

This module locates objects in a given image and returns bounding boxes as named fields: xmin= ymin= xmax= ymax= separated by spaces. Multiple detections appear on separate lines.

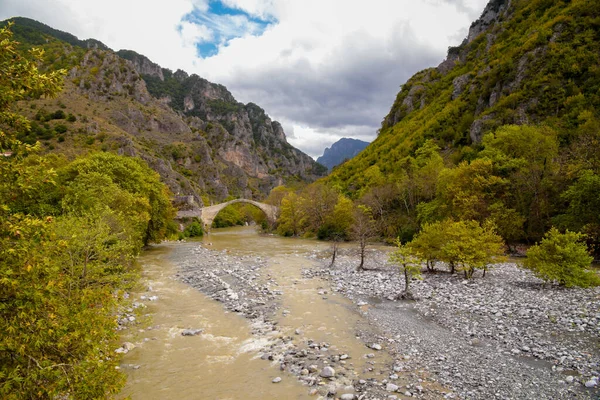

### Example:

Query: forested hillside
xmin=322 ymin=0 xmax=600 ymax=250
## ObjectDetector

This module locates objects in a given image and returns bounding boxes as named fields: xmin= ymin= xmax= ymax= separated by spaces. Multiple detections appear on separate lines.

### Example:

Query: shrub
xmin=524 ymin=228 xmax=599 ymax=287
xmin=184 ymin=221 xmax=204 ymax=237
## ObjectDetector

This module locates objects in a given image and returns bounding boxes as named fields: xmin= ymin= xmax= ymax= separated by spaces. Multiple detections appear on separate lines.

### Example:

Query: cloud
xmin=0 ymin=0 xmax=490 ymax=157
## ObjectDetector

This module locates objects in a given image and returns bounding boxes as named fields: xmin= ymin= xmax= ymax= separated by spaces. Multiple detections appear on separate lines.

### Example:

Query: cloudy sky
xmin=0 ymin=0 xmax=489 ymax=158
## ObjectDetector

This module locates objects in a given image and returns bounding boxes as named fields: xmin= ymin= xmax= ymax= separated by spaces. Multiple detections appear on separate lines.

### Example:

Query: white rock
xmin=584 ymin=380 xmax=597 ymax=388
xmin=272 ymin=377 xmax=282 ymax=383
xmin=386 ymin=383 xmax=399 ymax=392
xmin=320 ymin=366 xmax=336 ymax=378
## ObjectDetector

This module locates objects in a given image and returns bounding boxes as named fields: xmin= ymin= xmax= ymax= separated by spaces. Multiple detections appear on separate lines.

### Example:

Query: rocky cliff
xmin=7 ymin=18 xmax=326 ymax=205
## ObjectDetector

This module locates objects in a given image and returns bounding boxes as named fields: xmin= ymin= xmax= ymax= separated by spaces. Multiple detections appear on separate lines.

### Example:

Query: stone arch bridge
xmin=176 ymin=199 xmax=279 ymax=230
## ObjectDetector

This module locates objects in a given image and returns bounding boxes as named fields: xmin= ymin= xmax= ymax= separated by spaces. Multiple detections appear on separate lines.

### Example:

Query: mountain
xmin=4 ymin=17 xmax=326 ymax=206
xmin=316 ymin=138 xmax=369 ymax=170
xmin=328 ymin=0 xmax=600 ymax=191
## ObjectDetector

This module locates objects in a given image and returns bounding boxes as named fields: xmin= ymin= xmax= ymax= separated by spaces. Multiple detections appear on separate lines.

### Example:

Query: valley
xmin=2 ymin=0 xmax=600 ymax=398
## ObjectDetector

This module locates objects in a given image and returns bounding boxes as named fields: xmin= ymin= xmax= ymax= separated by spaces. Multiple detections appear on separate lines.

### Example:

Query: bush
xmin=184 ymin=221 xmax=204 ymax=237
xmin=524 ymin=228 xmax=599 ymax=287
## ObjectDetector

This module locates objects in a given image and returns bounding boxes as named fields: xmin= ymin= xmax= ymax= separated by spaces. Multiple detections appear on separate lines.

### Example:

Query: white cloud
xmin=0 ymin=0 xmax=490 ymax=157
xmin=179 ymin=20 xmax=213 ymax=47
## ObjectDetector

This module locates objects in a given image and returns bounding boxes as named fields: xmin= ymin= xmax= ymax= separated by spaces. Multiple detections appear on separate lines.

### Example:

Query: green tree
xmin=301 ymin=182 xmax=339 ymax=235
xmin=277 ymin=192 xmax=306 ymax=236
xmin=480 ymin=125 xmax=559 ymax=240
xmin=440 ymin=220 xmax=505 ymax=279
xmin=410 ymin=219 xmax=452 ymax=272
xmin=523 ymin=228 xmax=599 ymax=287
xmin=60 ymin=152 xmax=174 ymax=245
xmin=323 ymin=195 xmax=355 ymax=265
xmin=389 ymin=241 xmax=423 ymax=298
xmin=0 ymin=22 xmax=65 ymax=154
xmin=557 ymin=170 xmax=600 ymax=254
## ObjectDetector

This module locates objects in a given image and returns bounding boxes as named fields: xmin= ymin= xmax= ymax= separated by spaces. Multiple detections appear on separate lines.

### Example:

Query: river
xmin=118 ymin=226 xmax=391 ymax=399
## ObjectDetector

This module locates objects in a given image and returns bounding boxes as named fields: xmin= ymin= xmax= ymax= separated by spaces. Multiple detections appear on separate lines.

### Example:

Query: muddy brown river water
xmin=119 ymin=226 xmax=391 ymax=399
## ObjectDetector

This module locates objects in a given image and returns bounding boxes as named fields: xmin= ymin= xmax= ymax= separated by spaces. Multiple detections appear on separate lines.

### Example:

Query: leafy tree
xmin=389 ymin=241 xmax=423 ymax=298
xmin=410 ymin=219 xmax=452 ymax=272
xmin=184 ymin=221 xmax=204 ymax=237
xmin=0 ymin=22 xmax=65 ymax=154
xmin=0 ymin=24 xmax=174 ymax=398
xmin=351 ymin=205 xmax=377 ymax=271
xmin=440 ymin=220 xmax=505 ymax=279
xmin=435 ymin=158 xmax=507 ymax=223
xmin=277 ymin=192 xmax=306 ymax=236
xmin=322 ymin=195 xmax=354 ymax=265
xmin=410 ymin=219 xmax=504 ymax=278
xmin=523 ymin=228 xmax=599 ymax=287
xmin=265 ymin=185 xmax=294 ymax=208
xmin=480 ymin=125 xmax=559 ymax=240
xmin=557 ymin=170 xmax=600 ymax=254
xmin=301 ymin=182 xmax=339 ymax=234
xmin=60 ymin=152 xmax=174 ymax=245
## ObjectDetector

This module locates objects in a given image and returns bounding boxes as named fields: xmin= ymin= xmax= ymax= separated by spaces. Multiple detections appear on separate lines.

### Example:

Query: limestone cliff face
xmin=8 ymin=19 xmax=326 ymax=203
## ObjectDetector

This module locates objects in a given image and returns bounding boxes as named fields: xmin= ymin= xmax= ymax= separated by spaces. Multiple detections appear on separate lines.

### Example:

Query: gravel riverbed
xmin=307 ymin=248 xmax=600 ymax=400
xmin=170 ymin=240 xmax=600 ymax=399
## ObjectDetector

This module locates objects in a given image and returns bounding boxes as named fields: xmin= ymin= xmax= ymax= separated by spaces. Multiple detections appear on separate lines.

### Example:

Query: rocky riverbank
xmin=306 ymin=248 xmax=600 ymax=399
xmin=174 ymin=244 xmax=404 ymax=399
xmin=169 ymin=237 xmax=600 ymax=400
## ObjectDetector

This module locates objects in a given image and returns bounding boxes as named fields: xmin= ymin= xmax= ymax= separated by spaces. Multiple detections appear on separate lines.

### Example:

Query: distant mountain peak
xmin=316 ymin=138 xmax=369 ymax=171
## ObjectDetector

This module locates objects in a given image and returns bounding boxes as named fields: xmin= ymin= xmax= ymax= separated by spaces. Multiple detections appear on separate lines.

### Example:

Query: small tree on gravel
xmin=524 ymin=228 xmax=599 ymax=288
xmin=410 ymin=220 xmax=452 ymax=272
xmin=351 ymin=205 xmax=377 ymax=271
xmin=440 ymin=220 xmax=505 ymax=279
xmin=389 ymin=240 xmax=423 ymax=299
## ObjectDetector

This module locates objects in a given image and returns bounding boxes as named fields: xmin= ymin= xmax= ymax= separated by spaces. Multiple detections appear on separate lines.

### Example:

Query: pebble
xmin=320 ymin=366 xmax=335 ymax=378
xmin=386 ymin=383 xmax=399 ymax=392
xmin=272 ymin=377 xmax=281 ymax=383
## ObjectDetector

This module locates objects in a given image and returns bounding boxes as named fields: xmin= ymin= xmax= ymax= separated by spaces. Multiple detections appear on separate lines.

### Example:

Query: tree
xmin=389 ymin=241 xmax=423 ymax=299
xmin=60 ymin=152 xmax=174 ymax=245
xmin=301 ymin=182 xmax=339 ymax=234
xmin=324 ymin=195 xmax=354 ymax=266
xmin=410 ymin=219 xmax=452 ymax=272
xmin=410 ymin=219 xmax=504 ymax=278
xmin=523 ymin=228 xmax=599 ymax=287
xmin=480 ymin=125 xmax=559 ymax=240
xmin=277 ymin=192 xmax=306 ymax=236
xmin=351 ymin=205 xmax=377 ymax=270
xmin=558 ymin=170 xmax=600 ymax=255
xmin=440 ymin=220 xmax=505 ymax=279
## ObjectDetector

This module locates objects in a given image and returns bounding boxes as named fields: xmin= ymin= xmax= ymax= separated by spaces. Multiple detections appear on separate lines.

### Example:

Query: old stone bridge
xmin=176 ymin=198 xmax=279 ymax=230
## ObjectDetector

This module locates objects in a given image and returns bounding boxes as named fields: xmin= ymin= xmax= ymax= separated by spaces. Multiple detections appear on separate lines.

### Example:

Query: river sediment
xmin=120 ymin=227 xmax=600 ymax=399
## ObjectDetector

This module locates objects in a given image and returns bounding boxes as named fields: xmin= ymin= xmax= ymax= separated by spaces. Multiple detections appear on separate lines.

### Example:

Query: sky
xmin=0 ymin=0 xmax=489 ymax=158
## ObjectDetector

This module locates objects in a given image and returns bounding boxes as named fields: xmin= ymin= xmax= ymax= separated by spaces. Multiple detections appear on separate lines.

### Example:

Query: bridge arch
xmin=176 ymin=199 xmax=279 ymax=231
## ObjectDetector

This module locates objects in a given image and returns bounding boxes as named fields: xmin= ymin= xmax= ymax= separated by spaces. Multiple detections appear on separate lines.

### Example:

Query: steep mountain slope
xmin=5 ymin=18 xmax=325 ymax=205
xmin=328 ymin=0 xmax=600 ymax=191
xmin=316 ymin=138 xmax=369 ymax=170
